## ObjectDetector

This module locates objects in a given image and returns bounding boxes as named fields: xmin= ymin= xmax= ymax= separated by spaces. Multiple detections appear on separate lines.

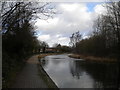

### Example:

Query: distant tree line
xmin=70 ymin=1 xmax=120 ymax=58
xmin=1 ymin=2 xmax=53 ymax=87
xmin=53 ymin=43 xmax=71 ymax=53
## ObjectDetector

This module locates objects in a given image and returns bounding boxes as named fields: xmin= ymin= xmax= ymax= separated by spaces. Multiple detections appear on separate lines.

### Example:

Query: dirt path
xmin=11 ymin=55 xmax=48 ymax=88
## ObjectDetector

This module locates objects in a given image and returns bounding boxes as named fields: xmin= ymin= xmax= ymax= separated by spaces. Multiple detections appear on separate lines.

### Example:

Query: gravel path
xmin=12 ymin=55 xmax=48 ymax=88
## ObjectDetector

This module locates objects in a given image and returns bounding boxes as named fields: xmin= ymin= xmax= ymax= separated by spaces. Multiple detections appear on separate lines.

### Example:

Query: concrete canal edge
xmin=37 ymin=63 xmax=59 ymax=89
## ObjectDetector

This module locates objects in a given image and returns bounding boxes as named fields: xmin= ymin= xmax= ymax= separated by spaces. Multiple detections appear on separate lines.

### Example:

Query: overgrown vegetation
xmin=70 ymin=1 xmax=120 ymax=60
xmin=1 ymin=2 xmax=54 ymax=88
xmin=53 ymin=43 xmax=71 ymax=53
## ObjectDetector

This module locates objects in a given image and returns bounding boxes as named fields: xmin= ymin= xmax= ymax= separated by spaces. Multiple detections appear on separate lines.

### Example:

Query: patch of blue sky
xmin=35 ymin=30 xmax=42 ymax=36
xmin=86 ymin=2 xmax=104 ymax=12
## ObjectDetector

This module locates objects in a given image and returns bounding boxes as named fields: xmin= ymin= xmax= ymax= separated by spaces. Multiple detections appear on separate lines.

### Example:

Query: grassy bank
xmin=3 ymin=61 xmax=25 ymax=88
xmin=38 ymin=53 xmax=63 ymax=59
xmin=69 ymin=54 xmax=117 ymax=63
xmin=3 ymin=53 xmax=40 ymax=88
xmin=3 ymin=55 xmax=33 ymax=88
xmin=3 ymin=53 xmax=59 ymax=88
xmin=38 ymin=53 xmax=55 ymax=59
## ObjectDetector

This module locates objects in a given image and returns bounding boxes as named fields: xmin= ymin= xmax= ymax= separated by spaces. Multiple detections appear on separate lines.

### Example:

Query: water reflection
xmin=70 ymin=60 xmax=118 ymax=88
xmin=81 ymin=61 xmax=118 ymax=88
xmin=40 ymin=54 xmax=118 ymax=88
xmin=40 ymin=58 xmax=48 ymax=68
xmin=69 ymin=60 xmax=84 ymax=79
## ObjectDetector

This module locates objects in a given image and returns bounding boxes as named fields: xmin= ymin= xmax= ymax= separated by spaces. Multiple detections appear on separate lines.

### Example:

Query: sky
xmin=35 ymin=2 xmax=107 ymax=47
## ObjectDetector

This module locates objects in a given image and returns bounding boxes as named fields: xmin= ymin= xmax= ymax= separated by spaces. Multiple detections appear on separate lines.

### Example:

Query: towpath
xmin=12 ymin=55 xmax=48 ymax=88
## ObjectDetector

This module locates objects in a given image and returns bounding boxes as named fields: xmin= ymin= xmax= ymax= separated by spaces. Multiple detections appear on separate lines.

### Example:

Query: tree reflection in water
xmin=69 ymin=60 xmax=118 ymax=88
xmin=69 ymin=60 xmax=84 ymax=79
xmin=40 ymin=58 xmax=48 ymax=68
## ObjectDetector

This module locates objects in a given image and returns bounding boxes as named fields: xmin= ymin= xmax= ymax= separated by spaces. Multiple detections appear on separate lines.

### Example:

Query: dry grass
xmin=69 ymin=54 xmax=117 ymax=63
xmin=38 ymin=53 xmax=60 ymax=60
xmin=69 ymin=54 xmax=81 ymax=59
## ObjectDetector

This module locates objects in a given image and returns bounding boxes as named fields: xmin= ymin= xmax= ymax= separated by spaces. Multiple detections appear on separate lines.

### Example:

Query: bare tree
xmin=2 ymin=2 xmax=55 ymax=88
xmin=69 ymin=31 xmax=82 ymax=48
xmin=106 ymin=1 xmax=120 ymax=88
xmin=93 ymin=1 xmax=120 ymax=88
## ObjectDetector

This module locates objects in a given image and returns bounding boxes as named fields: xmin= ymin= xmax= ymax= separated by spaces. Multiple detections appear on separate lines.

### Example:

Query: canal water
xmin=40 ymin=54 xmax=118 ymax=88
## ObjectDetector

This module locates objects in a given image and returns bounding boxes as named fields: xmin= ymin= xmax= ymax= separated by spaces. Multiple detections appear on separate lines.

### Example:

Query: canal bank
xmin=68 ymin=54 xmax=117 ymax=63
xmin=37 ymin=63 xmax=58 ymax=88
xmin=37 ymin=53 xmax=60 ymax=88
xmin=10 ymin=54 xmax=58 ymax=88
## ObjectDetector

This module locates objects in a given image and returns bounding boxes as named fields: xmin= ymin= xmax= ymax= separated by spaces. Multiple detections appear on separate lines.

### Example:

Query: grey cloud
xmin=35 ymin=3 xmax=106 ymax=46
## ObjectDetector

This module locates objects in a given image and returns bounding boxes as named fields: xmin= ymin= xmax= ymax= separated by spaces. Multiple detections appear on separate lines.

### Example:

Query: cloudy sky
xmin=35 ymin=2 xmax=107 ymax=47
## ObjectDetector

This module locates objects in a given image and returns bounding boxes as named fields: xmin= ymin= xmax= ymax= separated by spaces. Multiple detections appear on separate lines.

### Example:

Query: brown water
xmin=40 ymin=54 xmax=118 ymax=88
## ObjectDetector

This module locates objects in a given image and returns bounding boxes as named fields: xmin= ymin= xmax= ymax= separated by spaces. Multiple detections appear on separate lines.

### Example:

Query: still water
xmin=40 ymin=54 xmax=118 ymax=88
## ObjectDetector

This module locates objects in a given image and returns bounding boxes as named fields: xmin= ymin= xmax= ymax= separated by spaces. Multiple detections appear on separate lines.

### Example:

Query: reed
xmin=69 ymin=54 xmax=116 ymax=63
xmin=38 ymin=53 xmax=61 ymax=60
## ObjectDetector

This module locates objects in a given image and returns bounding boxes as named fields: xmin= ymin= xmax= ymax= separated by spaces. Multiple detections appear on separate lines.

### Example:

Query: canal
xmin=40 ymin=54 xmax=118 ymax=88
